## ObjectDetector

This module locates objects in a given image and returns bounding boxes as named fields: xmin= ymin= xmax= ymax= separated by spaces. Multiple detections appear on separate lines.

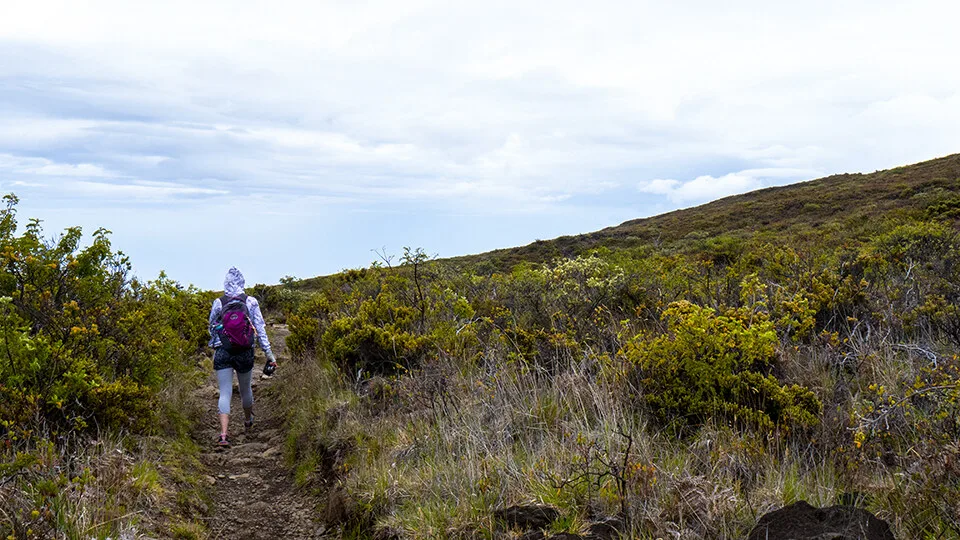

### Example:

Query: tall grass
xmin=279 ymin=338 xmax=921 ymax=538
xmin=273 ymin=163 xmax=960 ymax=538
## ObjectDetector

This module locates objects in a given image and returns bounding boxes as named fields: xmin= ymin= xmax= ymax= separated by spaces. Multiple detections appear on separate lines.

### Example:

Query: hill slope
xmin=271 ymin=152 xmax=960 ymax=538
xmin=451 ymin=153 xmax=960 ymax=269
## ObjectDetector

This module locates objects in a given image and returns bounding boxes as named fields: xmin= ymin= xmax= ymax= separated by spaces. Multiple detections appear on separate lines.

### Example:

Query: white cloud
xmin=32 ymin=163 xmax=113 ymax=177
xmin=0 ymin=154 xmax=114 ymax=178
xmin=10 ymin=180 xmax=45 ymax=188
xmin=0 ymin=154 xmax=227 ymax=202
xmin=0 ymin=118 xmax=99 ymax=146
xmin=639 ymin=168 xmax=819 ymax=205
xmin=2 ymin=0 xmax=960 ymax=285
xmin=636 ymin=179 xmax=680 ymax=196
xmin=640 ymin=173 xmax=759 ymax=205
xmin=72 ymin=181 xmax=227 ymax=199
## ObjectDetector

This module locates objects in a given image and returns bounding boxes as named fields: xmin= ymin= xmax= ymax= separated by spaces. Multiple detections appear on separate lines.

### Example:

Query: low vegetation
xmin=276 ymin=156 xmax=960 ymax=538
xmin=446 ymin=153 xmax=960 ymax=272
xmin=0 ymin=195 xmax=212 ymax=539
xmin=3 ymin=153 xmax=960 ymax=538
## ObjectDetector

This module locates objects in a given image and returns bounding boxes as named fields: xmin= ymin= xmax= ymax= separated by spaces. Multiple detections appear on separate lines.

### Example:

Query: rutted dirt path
xmin=196 ymin=324 xmax=324 ymax=539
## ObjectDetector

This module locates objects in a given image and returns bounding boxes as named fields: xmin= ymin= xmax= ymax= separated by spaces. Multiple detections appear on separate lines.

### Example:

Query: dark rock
xmin=520 ymin=532 xmax=546 ymax=540
xmin=586 ymin=517 xmax=624 ymax=539
xmin=548 ymin=534 xmax=583 ymax=540
xmin=747 ymin=501 xmax=895 ymax=540
xmin=494 ymin=505 xmax=560 ymax=530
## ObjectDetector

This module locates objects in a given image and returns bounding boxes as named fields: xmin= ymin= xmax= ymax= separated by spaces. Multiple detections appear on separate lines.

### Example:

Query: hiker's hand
xmin=265 ymin=351 xmax=277 ymax=365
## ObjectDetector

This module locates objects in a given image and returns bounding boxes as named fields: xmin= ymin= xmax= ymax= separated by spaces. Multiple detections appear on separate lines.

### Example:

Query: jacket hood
xmin=224 ymin=267 xmax=246 ymax=297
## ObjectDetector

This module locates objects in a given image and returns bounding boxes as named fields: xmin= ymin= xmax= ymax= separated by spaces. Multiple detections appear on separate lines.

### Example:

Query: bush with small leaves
xmin=321 ymin=295 xmax=430 ymax=378
xmin=622 ymin=300 xmax=821 ymax=433
xmin=0 ymin=195 xmax=205 ymax=438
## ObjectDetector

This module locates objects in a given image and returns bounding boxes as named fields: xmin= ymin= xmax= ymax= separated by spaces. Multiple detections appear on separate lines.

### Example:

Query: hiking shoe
xmin=244 ymin=415 xmax=254 ymax=429
xmin=217 ymin=434 xmax=231 ymax=447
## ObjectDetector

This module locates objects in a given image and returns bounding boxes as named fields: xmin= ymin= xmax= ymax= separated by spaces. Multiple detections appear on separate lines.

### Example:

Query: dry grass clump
xmin=278 ymin=311 xmax=960 ymax=538
xmin=1 ymin=365 xmax=211 ymax=540
xmin=1 ymin=435 xmax=167 ymax=539
xmin=276 ymin=195 xmax=960 ymax=537
xmin=280 ymin=341 xmax=868 ymax=539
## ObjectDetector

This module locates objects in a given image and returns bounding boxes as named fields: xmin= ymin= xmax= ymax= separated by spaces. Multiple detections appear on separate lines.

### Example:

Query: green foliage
xmin=321 ymin=295 xmax=430 ymax=378
xmin=0 ymin=195 xmax=205 ymax=437
xmin=251 ymin=279 xmax=308 ymax=322
xmin=286 ymin=294 xmax=332 ymax=358
xmin=274 ymin=154 xmax=960 ymax=537
xmin=0 ymin=195 xmax=209 ymax=539
xmin=859 ymin=221 xmax=960 ymax=343
xmin=622 ymin=301 xmax=821 ymax=432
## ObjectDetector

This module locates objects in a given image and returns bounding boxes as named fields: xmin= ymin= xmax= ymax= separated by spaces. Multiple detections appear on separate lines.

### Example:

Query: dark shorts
xmin=213 ymin=347 xmax=255 ymax=373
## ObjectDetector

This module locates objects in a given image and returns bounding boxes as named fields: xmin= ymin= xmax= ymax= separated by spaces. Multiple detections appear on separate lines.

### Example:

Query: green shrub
xmin=321 ymin=295 xmax=429 ymax=378
xmin=0 ymin=195 xmax=202 ymax=437
xmin=251 ymin=279 xmax=308 ymax=321
xmin=0 ymin=195 xmax=209 ymax=538
xmin=622 ymin=301 xmax=821 ymax=432
xmin=287 ymin=294 xmax=332 ymax=358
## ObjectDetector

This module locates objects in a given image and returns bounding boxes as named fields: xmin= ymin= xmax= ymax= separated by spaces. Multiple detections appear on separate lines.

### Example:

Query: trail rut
xmin=196 ymin=324 xmax=324 ymax=539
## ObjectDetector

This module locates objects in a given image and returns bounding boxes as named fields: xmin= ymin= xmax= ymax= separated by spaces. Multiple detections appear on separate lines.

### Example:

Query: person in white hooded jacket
xmin=208 ymin=267 xmax=277 ymax=446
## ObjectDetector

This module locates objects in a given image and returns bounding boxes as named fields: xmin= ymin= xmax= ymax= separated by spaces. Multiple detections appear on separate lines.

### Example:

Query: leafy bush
xmin=0 ymin=195 xmax=210 ymax=539
xmin=286 ymin=294 xmax=332 ymax=358
xmin=0 ymin=195 xmax=204 ymax=437
xmin=622 ymin=301 xmax=821 ymax=432
xmin=321 ymin=295 xmax=430 ymax=378
xmin=860 ymin=221 xmax=960 ymax=342
xmin=251 ymin=279 xmax=308 ymax=322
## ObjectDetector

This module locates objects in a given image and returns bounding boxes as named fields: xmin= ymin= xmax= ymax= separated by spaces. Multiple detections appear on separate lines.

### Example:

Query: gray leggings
xmin=216 ymin=368 xmax=253 ymax=415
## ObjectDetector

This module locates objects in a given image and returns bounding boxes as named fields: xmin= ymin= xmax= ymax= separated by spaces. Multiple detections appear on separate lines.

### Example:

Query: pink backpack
xmin=217 ymin=294 xmax=255 ymax=352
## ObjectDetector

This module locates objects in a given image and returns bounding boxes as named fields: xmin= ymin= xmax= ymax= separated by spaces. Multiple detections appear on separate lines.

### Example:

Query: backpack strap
xmin=217 ymin=294 xmax=249 ymax=322
xmin=221 ymin=293 xmax=248 ymax=305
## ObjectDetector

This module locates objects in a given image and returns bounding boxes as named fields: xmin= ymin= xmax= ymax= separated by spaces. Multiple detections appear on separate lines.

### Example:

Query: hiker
xmin=208 ymin=267 xmax=277 ymax=447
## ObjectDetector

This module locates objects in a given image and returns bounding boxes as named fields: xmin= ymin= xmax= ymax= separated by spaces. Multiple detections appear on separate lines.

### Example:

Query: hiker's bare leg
xmin=219 ymin=413 xmax=229 ymax=436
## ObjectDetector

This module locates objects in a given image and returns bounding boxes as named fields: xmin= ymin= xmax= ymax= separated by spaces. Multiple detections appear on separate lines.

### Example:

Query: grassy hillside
xmin=269 ymin=154 xmax=960 ymax=538
xmin=449 ymin=153 xmax=960 ymax=270
xmin=10 ymin=152 xmax=957 ymax=538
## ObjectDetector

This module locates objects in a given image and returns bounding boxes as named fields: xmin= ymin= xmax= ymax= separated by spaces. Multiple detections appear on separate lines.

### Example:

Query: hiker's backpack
xmin=217 ymin=294 xmax=256 ymax=353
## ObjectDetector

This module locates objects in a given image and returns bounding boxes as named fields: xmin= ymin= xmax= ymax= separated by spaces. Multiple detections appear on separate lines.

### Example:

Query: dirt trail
xmin=196 ymin=324 xmax=324 ymax=539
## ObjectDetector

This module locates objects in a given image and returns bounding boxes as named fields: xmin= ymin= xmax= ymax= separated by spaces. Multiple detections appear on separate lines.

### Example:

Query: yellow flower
xmin=854 ymin=431 xmax=866 ymax=449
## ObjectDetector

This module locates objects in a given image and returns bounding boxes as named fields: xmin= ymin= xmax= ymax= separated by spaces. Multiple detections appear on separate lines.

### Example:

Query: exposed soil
xmin=196 ymin=324 xmax=324 ymax=539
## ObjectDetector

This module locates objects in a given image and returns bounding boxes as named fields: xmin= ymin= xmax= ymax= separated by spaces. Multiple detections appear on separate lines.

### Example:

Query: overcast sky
xmin=2 ymin=1 xmax=959 ymax=289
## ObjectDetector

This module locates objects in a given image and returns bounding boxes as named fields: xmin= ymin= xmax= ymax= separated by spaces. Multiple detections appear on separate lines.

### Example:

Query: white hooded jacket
xmin=208 ymin=267 xmax=273 ymax=356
